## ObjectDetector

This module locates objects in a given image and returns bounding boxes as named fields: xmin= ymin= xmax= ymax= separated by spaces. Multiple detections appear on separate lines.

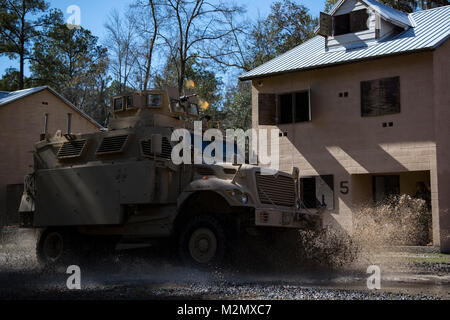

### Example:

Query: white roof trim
xmin=320 ymin=0 xmax=414 ymax=31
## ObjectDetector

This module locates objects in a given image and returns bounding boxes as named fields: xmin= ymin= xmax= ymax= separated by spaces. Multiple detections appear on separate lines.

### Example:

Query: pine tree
xmin=0 ymin=0 xmax=57 ymax=89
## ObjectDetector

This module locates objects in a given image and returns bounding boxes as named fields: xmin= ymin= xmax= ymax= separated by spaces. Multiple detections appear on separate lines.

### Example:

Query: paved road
xmin=0 ymin=228 xmax=449 ymax=300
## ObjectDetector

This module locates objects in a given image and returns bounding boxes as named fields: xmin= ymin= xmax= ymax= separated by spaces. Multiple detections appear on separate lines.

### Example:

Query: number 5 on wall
xmin=340 ymin=181 xmax=349 ymax=195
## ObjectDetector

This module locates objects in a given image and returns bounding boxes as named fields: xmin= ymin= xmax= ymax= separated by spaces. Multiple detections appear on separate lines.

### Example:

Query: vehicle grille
xmin=141 ymin=140 xmax=152 ymax=157
xmin=96 ymin=135 xmax=129 ymax=155
xmin=57 ymin=140 xmax=87 ymax=160
xmin=161 ymin=137 xmax=172 ymax=160
xmin=256 ymin=172 xmax=295 ymax=207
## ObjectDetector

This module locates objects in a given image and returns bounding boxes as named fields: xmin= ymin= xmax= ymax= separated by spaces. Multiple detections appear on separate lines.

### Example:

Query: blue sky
xmin=0 ymin=0 xmax=326 ymax=79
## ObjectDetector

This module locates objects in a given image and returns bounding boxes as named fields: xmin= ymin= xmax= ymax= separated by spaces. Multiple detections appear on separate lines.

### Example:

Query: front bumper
xmin=255 ymin=208 xmax=322 ymax=230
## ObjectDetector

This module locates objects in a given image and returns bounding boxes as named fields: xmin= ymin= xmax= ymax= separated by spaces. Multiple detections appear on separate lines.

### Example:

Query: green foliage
xmin=185 ymin=59 xmax=223 ymax=125
xmin=324 ymin=0 xmax=339 ymax=12
xmin=248 ymin=0 xmax=317 ymax=70
xmin=380 ymin=0 xmax=450 ymax=12
xmin=221 ymin=0 xmax=317 ymax=130
xmin=0 ymin=0 xmax=58 ymax=89
xmin=265 ymin=0 xmax=318 ymax=56
xmin=30 ymin=20 xmax=109 ymax=124
xmin=0 ymin=68 xmax=32 ymax=91
xmin=154 ymin=56 xmax=224 ymax=127
xmin=222 ymin=81 xmax=252 ymax=130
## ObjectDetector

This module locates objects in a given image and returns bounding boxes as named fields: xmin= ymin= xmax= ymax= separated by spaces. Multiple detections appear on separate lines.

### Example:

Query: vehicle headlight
xmin=241 ymin=193 xmax=249 ymax=204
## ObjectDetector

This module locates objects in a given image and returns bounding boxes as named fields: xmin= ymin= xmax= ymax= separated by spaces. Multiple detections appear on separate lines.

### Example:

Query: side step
xmin=115 ymin=242 xmax=153 ymax=251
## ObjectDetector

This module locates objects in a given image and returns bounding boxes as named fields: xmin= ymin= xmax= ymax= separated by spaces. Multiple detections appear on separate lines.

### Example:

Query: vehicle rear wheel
xmin=178 ymin=214 xmax=231 ymax=268
xmin=36 ymin=228 xmax=80 ymax=270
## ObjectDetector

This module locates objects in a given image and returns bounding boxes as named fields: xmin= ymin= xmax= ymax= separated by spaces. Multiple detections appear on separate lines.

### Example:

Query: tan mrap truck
xmin=18 ymin=88 xmax=324 ymax=268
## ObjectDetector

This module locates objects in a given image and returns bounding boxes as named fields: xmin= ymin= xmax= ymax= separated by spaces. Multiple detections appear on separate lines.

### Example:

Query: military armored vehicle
xmin=18 ymin=87 xmax=323 ymax=268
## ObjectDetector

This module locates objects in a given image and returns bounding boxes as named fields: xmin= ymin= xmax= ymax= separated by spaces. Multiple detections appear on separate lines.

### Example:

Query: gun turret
xmin=109 ymin=87 xmax=201 ymax=131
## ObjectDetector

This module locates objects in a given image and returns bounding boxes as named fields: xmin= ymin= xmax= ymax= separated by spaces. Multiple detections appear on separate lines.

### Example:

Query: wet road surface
xmin=0 ymin=228 xmax=449 ymax=300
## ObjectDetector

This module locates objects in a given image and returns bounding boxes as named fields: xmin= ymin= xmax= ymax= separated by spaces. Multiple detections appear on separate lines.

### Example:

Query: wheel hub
xmin=188 ymin=228 xmax=217 ymax=264
xmin=43 ymin=232 xmax=64 ymax=261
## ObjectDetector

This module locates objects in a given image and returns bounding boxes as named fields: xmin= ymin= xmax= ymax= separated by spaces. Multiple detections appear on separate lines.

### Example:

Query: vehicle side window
xmin=188 ymin=103 xmax=199 ymax=116
xmin=147 ymin=94 xmax=162 ymax=107
xmin=126 ymin=96 xmax=133 ymax=109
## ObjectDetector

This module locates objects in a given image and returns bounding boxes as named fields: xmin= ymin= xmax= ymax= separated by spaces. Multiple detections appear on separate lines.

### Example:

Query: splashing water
xmin=296 ymin=195 xmax=432 ymax=270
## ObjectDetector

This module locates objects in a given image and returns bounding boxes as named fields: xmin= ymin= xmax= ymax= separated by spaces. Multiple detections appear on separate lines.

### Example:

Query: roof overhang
xmin=239 ymin=46 xmax=437 ymax=82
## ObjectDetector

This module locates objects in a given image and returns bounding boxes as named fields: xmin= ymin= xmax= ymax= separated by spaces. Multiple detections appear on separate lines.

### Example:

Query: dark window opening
xmin=350 ymin=9 xmax=369 ymax=33
xmin=113 ymin=98 xmax=123 ymax=111
xmin=301 ymin=175 xmax=334 ymax=210
xmin=334 ymin=9 xmax=369 ymax=36
xmin=279 ymin=94 xmax=293 ymax=124
xmin=334 ymin=13 xmax=350 ymax=36
xmin=361 ymin=76 xmax=400 ymax=117
xmin=301 ymin=177 xmax=317 ymax=209
xmin=278 ymin=91 xmax=311 ymax=124
xmin=258 ymin=93 xmax=277 ymax=125
xmin=373 ymin=175 xmax=400 ymax=203
xmin=295 ymin=91 xmax=311 ymax=123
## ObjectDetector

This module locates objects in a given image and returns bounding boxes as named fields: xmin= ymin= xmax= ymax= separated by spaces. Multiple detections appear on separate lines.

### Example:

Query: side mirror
xmin=151 ymin=134 xmax=162 ymax=155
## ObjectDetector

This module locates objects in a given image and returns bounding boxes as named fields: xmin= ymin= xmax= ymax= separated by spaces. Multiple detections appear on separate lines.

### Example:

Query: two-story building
xmin=240 ymin=0 xmax=450 ymax=252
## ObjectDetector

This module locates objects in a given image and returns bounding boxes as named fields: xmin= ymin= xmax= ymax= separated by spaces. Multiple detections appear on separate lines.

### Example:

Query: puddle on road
xmin=0 ymin=226 xmax=448 ymax=300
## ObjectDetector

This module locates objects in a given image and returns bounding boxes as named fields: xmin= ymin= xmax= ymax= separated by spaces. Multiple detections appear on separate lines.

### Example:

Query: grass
xmin=408 ymin=253 xmax=450 ymax=264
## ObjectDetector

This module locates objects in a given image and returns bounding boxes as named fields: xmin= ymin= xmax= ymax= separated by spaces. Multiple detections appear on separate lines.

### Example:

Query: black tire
xmin=178 ymin=214 xmax=232 ymax=268
xmin=36 ymin=228 xmax=81 ymax=270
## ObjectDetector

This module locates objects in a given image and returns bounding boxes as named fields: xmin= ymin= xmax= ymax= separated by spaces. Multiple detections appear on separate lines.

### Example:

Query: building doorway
xmin=373 ymin=175 xmax=400 ymax=203
xmin=5 ymin=184 xmax=23 ymax=226
xmin=352 ymin=171 xmax=432 ymax=246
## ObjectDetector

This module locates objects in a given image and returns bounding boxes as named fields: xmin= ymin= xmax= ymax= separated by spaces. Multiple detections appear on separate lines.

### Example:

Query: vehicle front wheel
xmin=178 ymin=214 xmax=232 ymax=268
xmin=36 ymin=228 xmax=80 ymax=270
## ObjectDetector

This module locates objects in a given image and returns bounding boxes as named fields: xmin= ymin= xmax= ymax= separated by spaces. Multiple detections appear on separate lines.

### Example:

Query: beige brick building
xmin=240 ymin=1 xmax=450 ymax=252
xmin=0 ymin=86 xmax=101 ymax=226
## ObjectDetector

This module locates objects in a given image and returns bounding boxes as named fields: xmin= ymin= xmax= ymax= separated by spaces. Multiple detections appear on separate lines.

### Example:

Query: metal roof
xmin=240 ymin=5 xmax=450 ymax=81
xmin=0 ymin=86 xmax=103 ymax=128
